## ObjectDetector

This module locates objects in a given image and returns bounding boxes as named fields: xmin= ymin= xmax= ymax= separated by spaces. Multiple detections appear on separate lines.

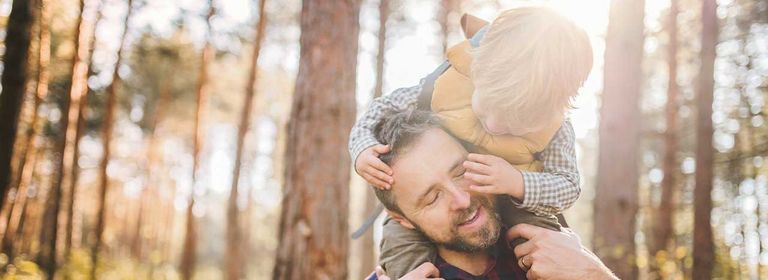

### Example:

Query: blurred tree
xmin=227 ymin=0 xmax=267 ymax=278
xmin=0 ymin=0 xmax=35 ymax=214
xmin=1 ymin=0 xmax=50 ymax=261
xmin=272 ymin=0 xmax=360 ymax=279
xmin=438 ymin=0 xmax=461 ymax=54
xmin=64 ymin=4 xmax=104 ymax=257
xmin=593 ymin=0 xmax=645 ymax=279
xmin=180 ymin=1 xmax=215 ymax=279
xmin=38 ymin=0 xmax=99 ymax=277
xmin=693 ymin=0 xmax=717 ymax=278
xmin=650 ymin=0 xmax=679 ymax=268
xmin=92 ymin=0 xmax=134 ymax=277
xmin=357 ymin=0 xmax=391 ymax=277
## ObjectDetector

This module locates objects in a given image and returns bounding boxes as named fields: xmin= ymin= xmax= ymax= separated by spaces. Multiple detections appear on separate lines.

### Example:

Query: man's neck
xmin=437 ymin=246 xmax=493 ymax=276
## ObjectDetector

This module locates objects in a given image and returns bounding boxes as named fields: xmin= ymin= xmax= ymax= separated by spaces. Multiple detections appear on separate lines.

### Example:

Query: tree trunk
xmin=438 ymin=0 xmax=460 ymax=54
xmin=272 ymin=1 xmax=360 ymax=279
xmin=592 ymin=0 xmax=645 ymax=279
xmin=226 ymin=0 xmax=267 ymax=279
xmin=180 ymin=2 xmax=215 ymax=279
xmin=358 ymin=0 xmax=389 ymax=277
xmin=92 ymin=0 xmax=133 ymax=277
xmin=692 ymin=0 xmax=717 ymax=278
xmin=64 ymin=3 xmax=104 ymax=257
xmin=1 ymin=0 xmax=49 ymax=260
xmin=132 ymin=79 xmax=171 ymax=261
xmin=38 ymin=0 xmax=97 ymax=276
xmin=0 ymin=0 xmax=35 ymax=214
xmin=651 ymin=0 xmax=679 ymax=265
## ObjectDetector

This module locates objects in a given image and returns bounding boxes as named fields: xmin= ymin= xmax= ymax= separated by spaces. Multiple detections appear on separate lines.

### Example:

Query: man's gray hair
xmin=372 ymin=107 xmax=441 ymax=215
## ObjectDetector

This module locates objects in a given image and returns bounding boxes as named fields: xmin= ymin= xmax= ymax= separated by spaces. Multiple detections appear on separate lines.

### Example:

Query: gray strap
xmin=350 ymin=204 xmax=385 ymax=239
xmin=416 ymin=60 xmax=451 ymax=110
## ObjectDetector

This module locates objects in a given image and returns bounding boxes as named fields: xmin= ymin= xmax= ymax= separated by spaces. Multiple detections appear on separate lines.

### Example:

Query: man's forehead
xmin=390 ymin=129 xmax=467 ymax=196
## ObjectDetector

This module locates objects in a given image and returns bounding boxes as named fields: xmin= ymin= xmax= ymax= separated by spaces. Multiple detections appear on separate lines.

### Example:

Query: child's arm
xmin=516 ymin=120 xmax=581 ymax=215
xmin=349 ymin=85 xmax=422 ymax=188
xmin=463 ymin=121 xmax=580 ymax=216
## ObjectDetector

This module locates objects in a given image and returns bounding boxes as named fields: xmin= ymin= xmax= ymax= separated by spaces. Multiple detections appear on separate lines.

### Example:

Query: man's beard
xmin=414 ymin=195 xmax=501 ymax=253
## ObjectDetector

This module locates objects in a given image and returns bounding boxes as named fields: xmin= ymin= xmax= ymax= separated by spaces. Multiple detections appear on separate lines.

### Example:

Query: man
xmin=366 ymin=108 xmax=616 ymax=280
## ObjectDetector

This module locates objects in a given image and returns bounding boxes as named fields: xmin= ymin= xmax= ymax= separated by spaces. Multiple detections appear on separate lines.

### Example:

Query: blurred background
xmin=0 ymin=0 xmax=766 ymax=279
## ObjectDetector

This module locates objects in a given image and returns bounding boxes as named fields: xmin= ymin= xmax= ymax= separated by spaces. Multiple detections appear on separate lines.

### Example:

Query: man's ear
xmin=387 ymin=210 xmax=415 ymax=230
xmin=460 ymin=13 xmax=489 ymax=39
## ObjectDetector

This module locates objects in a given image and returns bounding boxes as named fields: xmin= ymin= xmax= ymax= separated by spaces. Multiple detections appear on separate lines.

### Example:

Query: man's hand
xmin=506 ymin=224 xmax=618 ymax=280
xmin=355 ymin=144 xmax=394 ymax=190
xmin=374 ymin=263 xmax=444 ymax=280
xmin=463 ymin=153 xmax=525 ymax=199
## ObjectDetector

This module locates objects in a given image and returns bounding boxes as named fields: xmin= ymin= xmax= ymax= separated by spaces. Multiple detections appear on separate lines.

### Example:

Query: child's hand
xmin=463 ymin=153 xmax=525 ymax=200
xmin=355 ymin=144 xmax=394 ymax=190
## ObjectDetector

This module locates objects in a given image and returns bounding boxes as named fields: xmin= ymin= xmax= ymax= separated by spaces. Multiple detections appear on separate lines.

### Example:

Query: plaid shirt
xmin=349 ymin=85 xmax=581 ymax=217
xmin=366 ymin=238 xmax=528 ymax=280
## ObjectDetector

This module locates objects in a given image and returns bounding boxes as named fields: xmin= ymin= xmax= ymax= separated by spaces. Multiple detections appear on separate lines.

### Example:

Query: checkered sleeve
xmin=349 ymin=85 xmax=422 ymax=169
xmin=516 ymin=120 xmax=581 ymax=216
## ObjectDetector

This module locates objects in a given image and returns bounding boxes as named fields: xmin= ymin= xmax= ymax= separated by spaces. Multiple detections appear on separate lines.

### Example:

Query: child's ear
xmin=460 ymin=13 xmax=489 ymax=39
xmin=387 ymin=210 xmax=415 ymax=230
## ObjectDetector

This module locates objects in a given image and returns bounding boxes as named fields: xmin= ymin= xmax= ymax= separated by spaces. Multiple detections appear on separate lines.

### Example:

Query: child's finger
xmin=371 ymin=158 xmax=394 ymax=175
xmin=464 ymin=172 xmax=492 ymax=184
xmin=469 ymin=184 xmax=498 ymax=193
xmin=363 ymin=173 xmax=390 ymax=190
xmin=371 ymin=144 xmax=391 ymax=155
xmin=368 ymin=167 xmax=394 ymax=185
xmin=463 ymin=160 xmax=490 ymax=174
xmin=467 ymin=153 xmax=494 ymax=165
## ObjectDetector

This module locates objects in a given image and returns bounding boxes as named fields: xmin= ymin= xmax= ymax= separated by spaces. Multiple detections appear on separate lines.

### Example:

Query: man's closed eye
xmin=427 ymin=191 xmax=441 ymax=206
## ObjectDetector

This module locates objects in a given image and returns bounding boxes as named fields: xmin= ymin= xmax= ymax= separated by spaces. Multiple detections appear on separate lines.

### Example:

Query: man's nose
xmin=447 ymin=183 xmax=471 ymax=210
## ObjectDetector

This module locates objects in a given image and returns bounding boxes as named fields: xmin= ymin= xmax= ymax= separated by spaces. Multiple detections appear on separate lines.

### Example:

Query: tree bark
xmin=92 ymin=0 xmax=133 ymax=277
xmin=272 ymin=0 xmax=360 ymax=279
xmin=38 ymin=0 xmax=97 ymax=276
xmin=226 ymin=0 xmax=267 ymax=279
xmin=592 ymin=0 xmax=645 ymax=279
xmin=651 ymin=0 xmax=679 ymax=264
xmin=0 ymin=0 xmax=35 ymax=214
xmin=692 ymin=0 xmax=717 ymax=278
xmin=180 ymin=2 xmax=215 ymax=279
xmin=1 ymin=0 xmax=49 ymax=261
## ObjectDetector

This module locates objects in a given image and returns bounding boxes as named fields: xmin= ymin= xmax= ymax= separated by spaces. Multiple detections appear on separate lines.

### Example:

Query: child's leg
xmin=497 ymin=198 xmax=561 ymax=248
xmin=379 ymin=216 xmax=436 ymax=278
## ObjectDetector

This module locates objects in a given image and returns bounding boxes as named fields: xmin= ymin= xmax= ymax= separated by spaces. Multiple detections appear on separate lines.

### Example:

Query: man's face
xmin=389 ymin=128 xmax=501 ymax=253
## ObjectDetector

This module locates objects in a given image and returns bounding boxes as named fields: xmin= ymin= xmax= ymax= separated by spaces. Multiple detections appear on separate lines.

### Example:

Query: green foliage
xmin=0 ymin=254 xmax=43 ymax=280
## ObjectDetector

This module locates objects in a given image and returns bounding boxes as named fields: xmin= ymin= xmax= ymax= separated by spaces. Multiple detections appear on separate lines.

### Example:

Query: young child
xmin=349 ymin=6 xmax=593 ymax=278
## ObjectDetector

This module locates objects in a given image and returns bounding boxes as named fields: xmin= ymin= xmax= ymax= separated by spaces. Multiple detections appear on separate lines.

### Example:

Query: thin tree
xmin=132 ymin=79 xmax=171 ymax=260
xmin=0 ymin=0 xmax=35 ymax=213
xmin=64 ymin=4 xmax=105 ymax=256
xmin=272 ymin=0 xmax=361 ymax=279
xmin=1 ymin=0 xmax=50 ymax=260
xmin=358 ymin=0 xmax=389 ymax=277
xmin=438 ymin=0 xmax=460 ymax=54
xmin=91 ymin=0 xmax=133 ymax=277
xmin=592 ymin=0 xmax=645 ymax=279
xmin=651 ymin=0 xmax=679 ymax=263
xmin=38 ymin=0 xmax=98 ymax=276
xmin=692 ymin=0 xmax=717 ymax=278
xmin=226 ymin=0 xmax=267 ymax=278
xmin=179 ymin=1 xmax=215 ymax=279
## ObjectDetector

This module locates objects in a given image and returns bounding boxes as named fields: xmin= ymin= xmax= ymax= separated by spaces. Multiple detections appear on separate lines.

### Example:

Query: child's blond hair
xmin=470 ymin=6 xmax=593 ymax=131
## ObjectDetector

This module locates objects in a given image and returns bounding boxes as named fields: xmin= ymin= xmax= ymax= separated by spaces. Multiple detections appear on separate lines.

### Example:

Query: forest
xmin=0 ymin=0 xmax=766 ymax=279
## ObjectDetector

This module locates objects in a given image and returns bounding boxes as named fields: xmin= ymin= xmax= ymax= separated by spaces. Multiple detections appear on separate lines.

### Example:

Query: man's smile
xmin=457 ymin=204 xmax=486 ymax=230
